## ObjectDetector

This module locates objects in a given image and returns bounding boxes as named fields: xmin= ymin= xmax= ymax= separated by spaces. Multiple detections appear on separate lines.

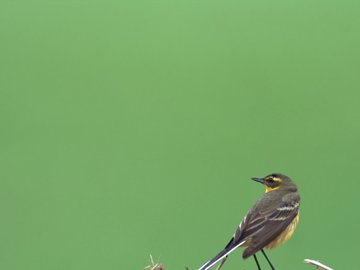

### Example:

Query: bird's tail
xmin=198 ymin=240 xmax=245 ymax=270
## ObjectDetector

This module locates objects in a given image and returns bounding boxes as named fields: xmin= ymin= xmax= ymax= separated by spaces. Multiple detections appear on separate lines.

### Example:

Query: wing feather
xmin=240 ymin=197 xmax=300 ymax=258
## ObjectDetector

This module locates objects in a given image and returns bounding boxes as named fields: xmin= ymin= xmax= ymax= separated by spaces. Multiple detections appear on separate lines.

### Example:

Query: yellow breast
xmin=266 ymin=213 xmax=299 ymax=249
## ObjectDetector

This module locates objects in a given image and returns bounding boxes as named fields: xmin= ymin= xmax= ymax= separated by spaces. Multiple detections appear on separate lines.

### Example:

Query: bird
xmin=198 ymin=173 xmax=300 ymax=270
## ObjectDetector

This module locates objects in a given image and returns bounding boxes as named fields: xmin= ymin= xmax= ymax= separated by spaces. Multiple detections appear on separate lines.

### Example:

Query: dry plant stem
xmin=215 ymin=257 xmax=227 ymax=270
xmin=144 ymin=255 xmax=334 ymax=270
xmin=144 ymin=255 xmax=164 ymax=270
xmin=304 ymin=259 xmax=333 ymax=270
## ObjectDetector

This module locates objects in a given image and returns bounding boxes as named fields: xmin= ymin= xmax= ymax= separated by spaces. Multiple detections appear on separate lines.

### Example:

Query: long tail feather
xmin=198 ymin=240 xmax=245 ymax=270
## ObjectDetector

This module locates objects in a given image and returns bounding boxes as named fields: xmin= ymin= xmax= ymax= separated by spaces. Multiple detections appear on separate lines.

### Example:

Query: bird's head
xmin=251 ymin=173 xmax=296 ymax=193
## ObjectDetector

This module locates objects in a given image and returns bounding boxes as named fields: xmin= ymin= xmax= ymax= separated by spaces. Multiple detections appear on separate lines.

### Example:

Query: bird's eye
xmin=267 ymin=178 xmax=275 ymax=184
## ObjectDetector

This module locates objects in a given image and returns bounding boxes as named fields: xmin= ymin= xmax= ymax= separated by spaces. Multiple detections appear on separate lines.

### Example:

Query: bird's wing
xmin=239 ymin=197 xmax=300 ymax=258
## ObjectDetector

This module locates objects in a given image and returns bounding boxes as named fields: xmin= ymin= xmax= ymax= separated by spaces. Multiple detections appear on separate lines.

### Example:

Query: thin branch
xmin=144 ymin=255 xmax=164 ymax=270
xmin=144 ymin=255 xmax=334 ymax=270
xmin=304 ymin=258 xmax=334 ymax=270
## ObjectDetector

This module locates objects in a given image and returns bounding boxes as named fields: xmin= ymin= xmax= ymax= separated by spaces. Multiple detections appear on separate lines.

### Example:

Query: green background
xmin=1 ymin=1 xmax=359 ymax=269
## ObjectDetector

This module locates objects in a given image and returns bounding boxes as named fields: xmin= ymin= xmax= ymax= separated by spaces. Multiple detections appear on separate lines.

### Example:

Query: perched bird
xmin=198 ymin=173 xmax=300 ymax=270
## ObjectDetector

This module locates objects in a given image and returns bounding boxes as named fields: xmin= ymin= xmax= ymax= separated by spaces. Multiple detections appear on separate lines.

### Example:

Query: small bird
xmin=198 ymin=173 xmax=300 ymax=270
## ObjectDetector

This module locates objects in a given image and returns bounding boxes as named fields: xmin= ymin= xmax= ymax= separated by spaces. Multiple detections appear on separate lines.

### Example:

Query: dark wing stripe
xmin=232 ymin=212 xmax=264 ymax=244
xmin=268 ymin=202 xmax=299 ymax=220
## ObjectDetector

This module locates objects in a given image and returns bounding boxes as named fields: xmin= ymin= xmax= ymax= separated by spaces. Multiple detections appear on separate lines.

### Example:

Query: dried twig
xmin=304 ymin=258 xmax=333 ymax=270
xmin=144 ymin=255 xmax=334 ymax=270
xmin=144 ymin=255 xmax=165 ymax=270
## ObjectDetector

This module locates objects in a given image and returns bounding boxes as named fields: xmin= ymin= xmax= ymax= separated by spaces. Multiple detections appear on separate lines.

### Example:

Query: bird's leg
xmin=253 ymin=254 xmax=261 ymax=270
xmin=260 ymin=249 xmax=275 ymax=270
xmin=215 ymin=256 xmax=227 ymax=270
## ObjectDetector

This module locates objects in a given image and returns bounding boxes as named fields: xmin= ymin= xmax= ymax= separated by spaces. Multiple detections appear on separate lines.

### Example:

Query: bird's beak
xmin=251 ymin=177 xmax=265 ymax=184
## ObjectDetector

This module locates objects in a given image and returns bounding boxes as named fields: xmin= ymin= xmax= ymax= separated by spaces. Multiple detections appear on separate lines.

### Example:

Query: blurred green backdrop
xmin=1 ymin=1 xmax=359 ymax=269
